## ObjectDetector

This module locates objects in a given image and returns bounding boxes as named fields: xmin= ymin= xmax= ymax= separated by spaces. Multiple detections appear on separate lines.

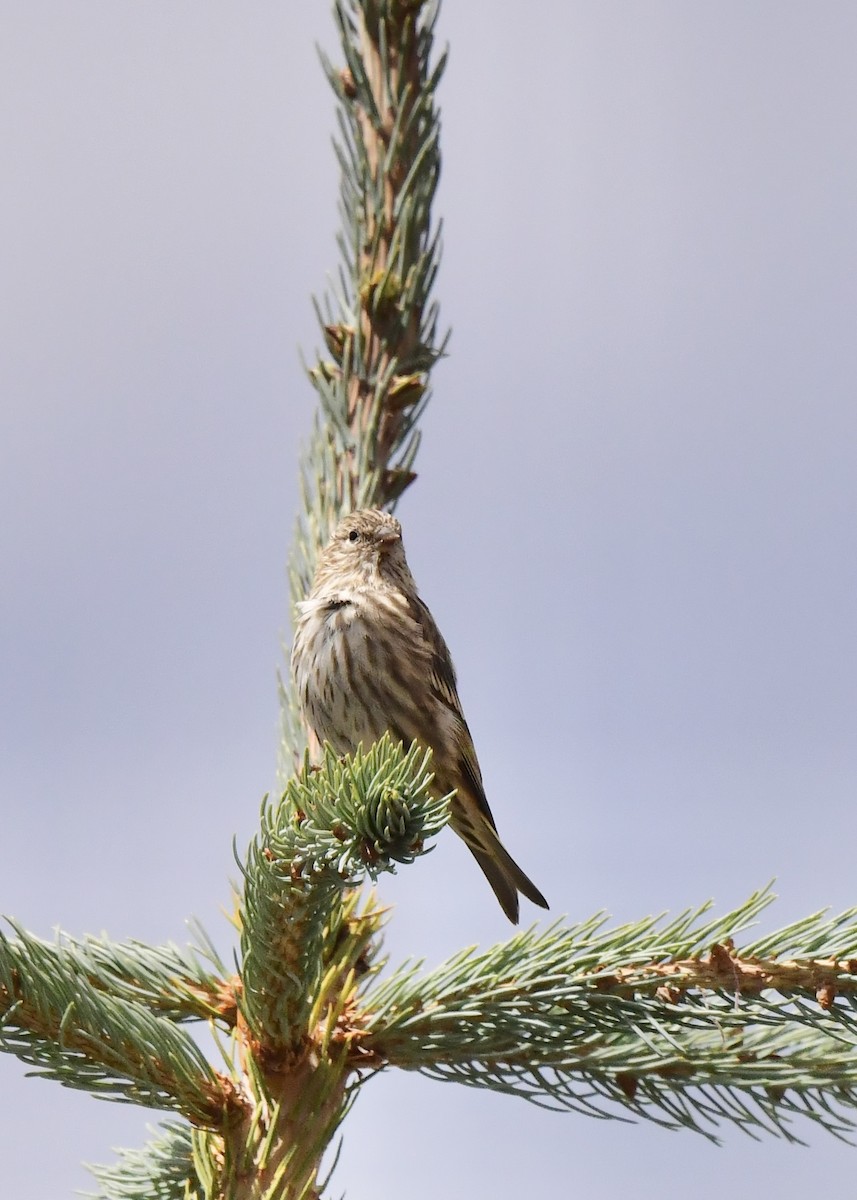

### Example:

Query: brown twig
xmin=591 ymin=942 xmax=857 ymax=1007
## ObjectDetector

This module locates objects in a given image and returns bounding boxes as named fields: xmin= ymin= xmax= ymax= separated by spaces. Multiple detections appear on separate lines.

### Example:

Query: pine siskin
xmin=291 ymin=508 xmax=549 ymax=923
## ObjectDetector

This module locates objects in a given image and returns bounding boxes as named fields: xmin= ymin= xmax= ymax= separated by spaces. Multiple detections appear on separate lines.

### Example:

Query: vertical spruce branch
xmin=281 ymin=0 xmax=447 ymax=770
xmin=223 ymin=5 xmax=451 ymax=1190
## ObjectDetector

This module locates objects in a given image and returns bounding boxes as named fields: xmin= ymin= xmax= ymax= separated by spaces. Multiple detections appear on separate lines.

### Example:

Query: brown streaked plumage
xmin=290 ymin=508 xmax=549 ymax=923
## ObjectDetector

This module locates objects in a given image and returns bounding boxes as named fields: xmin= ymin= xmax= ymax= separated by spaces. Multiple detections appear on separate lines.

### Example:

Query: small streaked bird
xmin=291 ymin=508 xmax=549 ymax=923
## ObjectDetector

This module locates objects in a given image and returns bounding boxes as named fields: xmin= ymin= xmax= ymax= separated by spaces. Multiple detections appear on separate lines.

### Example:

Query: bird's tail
xmin=460 ymin=822 xmax=549 ymax=924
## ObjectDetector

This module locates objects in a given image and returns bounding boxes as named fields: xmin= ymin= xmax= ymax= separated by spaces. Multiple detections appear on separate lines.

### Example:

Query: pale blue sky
xmin=2 ymin=3 xmax=857 ymax=1196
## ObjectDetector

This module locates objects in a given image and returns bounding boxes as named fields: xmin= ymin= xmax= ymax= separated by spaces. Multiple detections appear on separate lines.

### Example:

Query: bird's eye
xmin=348 ymin=529 xmax=360 ymax=543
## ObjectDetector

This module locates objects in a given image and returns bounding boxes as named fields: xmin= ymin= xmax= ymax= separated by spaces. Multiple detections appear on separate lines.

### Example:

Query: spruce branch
xmin=0 ymin=923 xmax=239 ymax=1123
xmin=358 ymin=887 xmax=857 ymax=1142
xmin=0 ymin=921 xmax=233 ymax=1025
xmin=239 ymin=736 xmax=447 ymax=1054
xmin=86 ymin=884 xmax=395 ymax=1200
xmin=280 ymin=0 xmax=446 ymax=771
xmin=216 ymin=887 xmax=390 ymax=1200
xmin=88 ymin=1121 xmax=198 ymax=1200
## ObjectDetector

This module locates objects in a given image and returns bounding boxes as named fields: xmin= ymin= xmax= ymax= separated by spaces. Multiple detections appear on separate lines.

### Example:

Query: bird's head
xmin=313 ymin=509 xmax=413 ymax=593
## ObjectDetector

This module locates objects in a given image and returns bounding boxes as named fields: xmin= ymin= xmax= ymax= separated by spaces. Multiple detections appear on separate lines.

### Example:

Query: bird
xmin=291 ymin=507 xmax=549 ymax=923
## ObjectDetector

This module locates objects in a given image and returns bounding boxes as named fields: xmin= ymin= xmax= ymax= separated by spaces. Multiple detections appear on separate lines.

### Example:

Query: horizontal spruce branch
xmin=0 ymin=928 xmax=239 ymax=1124
xmin=357 ymin=887 xmax=857 ymax=1142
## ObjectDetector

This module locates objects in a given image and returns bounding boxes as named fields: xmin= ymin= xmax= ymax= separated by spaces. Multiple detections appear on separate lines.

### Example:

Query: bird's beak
xmin=377 ymin=530 xmax=401 ymax=547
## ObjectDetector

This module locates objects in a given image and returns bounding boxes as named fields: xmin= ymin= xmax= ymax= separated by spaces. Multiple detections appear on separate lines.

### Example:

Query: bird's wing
xmin=408 ymin=595 xmax=497 ymax=830
xmin=409 ymin=596 xmax=463 ymax=712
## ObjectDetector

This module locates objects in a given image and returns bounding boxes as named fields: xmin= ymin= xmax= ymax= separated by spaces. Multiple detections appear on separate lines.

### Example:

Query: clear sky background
xmin=2 ymin=3 xmax=856 ymax=1196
